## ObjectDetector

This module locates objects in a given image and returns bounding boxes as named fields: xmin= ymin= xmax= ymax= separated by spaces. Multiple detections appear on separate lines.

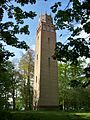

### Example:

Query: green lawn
xmin=1 ymin=111 xmax=90 ymax=120
xmin=10 ymin=111 xmax=90 ymax=120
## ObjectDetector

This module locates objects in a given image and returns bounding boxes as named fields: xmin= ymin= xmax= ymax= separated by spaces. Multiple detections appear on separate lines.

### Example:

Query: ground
xmin=10 ymin=111 xmax=90 ymax=120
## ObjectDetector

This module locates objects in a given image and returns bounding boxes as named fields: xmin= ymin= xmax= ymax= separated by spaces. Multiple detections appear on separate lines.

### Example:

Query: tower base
xmin=37 ymin=105 xmax=59 ymax=110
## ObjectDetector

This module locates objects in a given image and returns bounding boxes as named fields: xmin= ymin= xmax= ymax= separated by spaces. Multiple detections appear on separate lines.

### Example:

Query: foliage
xmin=58 ymin=60 xmax=90 ymax=111
xmin=51 ymin=0 xmax=90 ymax=64
xmin=0 ymin=60 xmax=23 ymax=110
xmin=84 ymin=65 xmax=90 ymax=78
xmin=0 ymin=0 xmax=36 ymax=63
xmin=0 ymin=44 xmax=14 ymax=63
xmin=0 ymin=0 xmax=36 ymax=110
xmin=0 ymin=60 xmax=15 ymax=109
xmin=18 ymin=49 xmax=34 ymax=110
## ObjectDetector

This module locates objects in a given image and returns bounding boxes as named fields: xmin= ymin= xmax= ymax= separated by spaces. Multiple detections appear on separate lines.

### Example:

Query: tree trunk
xmin=62 ymin=100 xmax=65 ymax=110
xmin=12 ymin=85 xmax=15 ymax=110
xmin=27 ymin=75 xmax=31 ymax=110
xmin=23 ymin=80 xmax=28 ymax=110
xmin=5 ymin=92 xmax=8 ymax=110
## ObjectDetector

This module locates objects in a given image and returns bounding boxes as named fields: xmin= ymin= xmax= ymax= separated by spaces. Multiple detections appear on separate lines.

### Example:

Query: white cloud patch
xmin=78 ymin=30 xmax=90 ymax=41
xmin=30 ymin=44 xmax=35 ymax=51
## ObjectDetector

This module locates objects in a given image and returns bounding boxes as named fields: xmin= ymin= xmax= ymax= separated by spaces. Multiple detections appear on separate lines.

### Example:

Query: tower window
xmin=47 ymin=25 xmax=50 ymax=31
xmin=37 ymin=54 xmax=38 ymax=60
xmin=43 ymin=25 xmax=46 ymax=31
xmin=51 ymin=27 xmax=54 ymax=32
xmin=36 ymin=76 xmax=37 ymax=83
xmin=48 ymin=57 xmax=50 ymax=61
xmin=48 ymin=38 xmax=50 ymax=49
xmin=48 ymin=37 xmax=50 ymax=41
xmin=48 ymin=57 xmax=50 ymax=66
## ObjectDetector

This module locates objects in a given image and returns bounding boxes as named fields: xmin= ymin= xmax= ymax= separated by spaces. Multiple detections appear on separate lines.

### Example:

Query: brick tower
xmin=33 ymin=14 xmax=59 ymax=110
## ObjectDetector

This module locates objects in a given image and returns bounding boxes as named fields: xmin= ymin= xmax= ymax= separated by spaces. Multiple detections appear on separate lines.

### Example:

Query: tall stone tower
xmin=33 ymin=14 xmax=58 ymax=110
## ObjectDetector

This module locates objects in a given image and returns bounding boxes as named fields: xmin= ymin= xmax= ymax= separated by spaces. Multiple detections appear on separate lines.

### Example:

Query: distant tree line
xmin=0 ymin=49 xmax=34 ymax=110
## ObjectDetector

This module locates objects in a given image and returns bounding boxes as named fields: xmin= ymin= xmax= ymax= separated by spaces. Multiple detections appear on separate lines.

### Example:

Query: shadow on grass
xmin=11 ymin=111 xmax=90 ymax=120
xmin=0 ymin=110 xmax=90 ymax=120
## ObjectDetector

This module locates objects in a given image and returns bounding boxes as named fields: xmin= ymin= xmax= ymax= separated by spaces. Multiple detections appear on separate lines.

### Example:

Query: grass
xmin=10 ymin=111 xmax=90 ymax=120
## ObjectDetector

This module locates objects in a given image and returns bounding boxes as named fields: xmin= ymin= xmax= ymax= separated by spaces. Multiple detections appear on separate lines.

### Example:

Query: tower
xmin=33 ymin=14 xmax=59 ymax=110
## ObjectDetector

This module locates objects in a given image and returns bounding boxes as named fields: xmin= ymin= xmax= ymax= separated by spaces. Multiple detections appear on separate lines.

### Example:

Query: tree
xmin=58 ymin=63 xmax=70 ymax=110
xmin=0 ymin=0 xmax=36 ymax=63
xmin=58 ymin=59 xmax=90 ymax=110
xmin=0 ymin=0 xmax=36 ymax=110
xmin=84 ymin=65 xmax=90 ymax=79
xmin=19 ymin=49 xmax=34 ymax=110
xmin=11 ymin=69 xmax=22 ymax=110
xmin=51 ymin=0 xmax=90 ymax=64
xmin=0 ymin=59 xmax=24 ymax=110
xmin=0 ymin=60 xmax=14 ymax=109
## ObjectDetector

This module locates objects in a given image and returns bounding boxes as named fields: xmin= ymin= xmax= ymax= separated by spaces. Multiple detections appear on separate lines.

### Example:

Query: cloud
xmin=78 ymin=30 xmax=90 ymax=41
xmin=30 ymin=44 xmax=35 ymax=51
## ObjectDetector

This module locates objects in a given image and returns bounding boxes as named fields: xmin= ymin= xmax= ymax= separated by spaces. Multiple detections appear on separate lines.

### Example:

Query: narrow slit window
xmin=51 ymin=27 xmax=54 ymax=32
xmin=36 ymin=76 xmax=37 ymax=83
xmin=43 ymin=25 xmax=46 ymax=31
xmin=48 ymin=57 xmax=50 ymax=66
xmin=47 ymin=25 xmax=50 ymax=31
xmin=48 ymin=38 xmax=50 ymax=43
xmin=37 ymin=54 xmax=38 ymax=60
xmin=37 ymin=36 xmax=39 ymax=40
xmin=48 ymin=38 xmax=50 ymax=49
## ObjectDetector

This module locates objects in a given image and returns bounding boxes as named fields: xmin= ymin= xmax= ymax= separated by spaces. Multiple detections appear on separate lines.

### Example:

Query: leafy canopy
xmin=0 ymin=0 xmax=36 ymax=61
xmin=51 ymin=0 xmax=90 ymax=64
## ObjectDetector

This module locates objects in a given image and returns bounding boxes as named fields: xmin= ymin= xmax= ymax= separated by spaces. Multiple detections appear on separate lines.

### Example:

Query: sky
xmin=3 ymin=0 xmax=69 ymax=61
xmin=2 ymin=0 xmax=90 ymax=64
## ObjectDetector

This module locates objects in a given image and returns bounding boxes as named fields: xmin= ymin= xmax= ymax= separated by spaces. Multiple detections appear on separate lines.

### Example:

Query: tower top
xmin=39 ymin=13 xmax=53 ymax=25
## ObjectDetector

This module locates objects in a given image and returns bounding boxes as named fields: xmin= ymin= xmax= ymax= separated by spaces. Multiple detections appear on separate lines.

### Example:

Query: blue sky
xmin=3 ymin=0 xmax=70 ymax=61
xmin=4 ymin=0 xmax=89 ymax=65
xmin=3 ymin=0 xmax=89 ymax=65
